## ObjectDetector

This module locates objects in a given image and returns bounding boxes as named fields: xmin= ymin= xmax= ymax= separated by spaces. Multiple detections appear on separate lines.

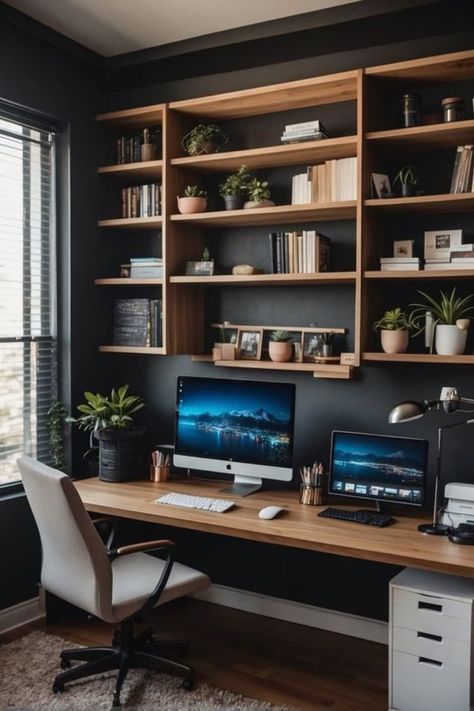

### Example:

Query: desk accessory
xmin=318 ymin=508 xmax=394 ymax=527
xmin=389 ymin=386 xmax=474 ymax=535
xmin=299 ymin=462 xmax=326 ymax=505
xmin=258 ymin=506 xmax=286 ymax=520
xmin=150 ymin=449 xmax=170 ymax=481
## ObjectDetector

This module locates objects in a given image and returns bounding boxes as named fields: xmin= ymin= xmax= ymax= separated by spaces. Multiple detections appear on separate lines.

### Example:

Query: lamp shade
xmin=388 ymin=400 xmax=427 ymax=424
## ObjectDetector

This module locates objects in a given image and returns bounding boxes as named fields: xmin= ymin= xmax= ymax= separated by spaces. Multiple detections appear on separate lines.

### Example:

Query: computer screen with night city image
xmin=329 ymin=431 xmax=428 ymax=506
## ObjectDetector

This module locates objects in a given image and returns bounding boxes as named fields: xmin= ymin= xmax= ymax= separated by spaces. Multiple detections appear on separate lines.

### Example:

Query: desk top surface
xmin=75 ymin=477 xmax=474 ymax=578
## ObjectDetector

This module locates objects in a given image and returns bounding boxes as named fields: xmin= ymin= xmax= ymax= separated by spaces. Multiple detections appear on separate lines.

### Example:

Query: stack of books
xmin=425 ymin=245 xmax=474 ymax=270
xmin=130 ymin=257 xmax=163 ymax=278
xmin=116 ymin=127 xmax=160 ymax=164
xmin=113 ymin=298 xmax=162 ymax=347
xmin=121 ymin=183 xmax=161 ymax=218
xmin=380 ymin=257 xmax=420 ymax=271
xmin=281 ymin=120 xmax=328 ymax=144
xmin=291 ymin=158 xmax=357 ymax=204
xmin=449 ymin=145 xmax=474 ymax=193
xmin=269 ymin=231 xmax=330 ymax=273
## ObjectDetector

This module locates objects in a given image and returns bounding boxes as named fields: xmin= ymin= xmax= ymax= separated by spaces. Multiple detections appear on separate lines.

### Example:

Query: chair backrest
xmin=18 ymin=456 xmax=113 ymax=621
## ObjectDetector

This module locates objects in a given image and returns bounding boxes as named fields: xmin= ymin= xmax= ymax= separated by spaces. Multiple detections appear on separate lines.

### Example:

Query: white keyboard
xmin=156 ymin=492 xmax=235 ymax=513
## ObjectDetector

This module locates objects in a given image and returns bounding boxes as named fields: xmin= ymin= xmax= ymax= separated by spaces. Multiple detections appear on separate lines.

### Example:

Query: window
xmin=0 ymin=112 xmax=58 ymax=487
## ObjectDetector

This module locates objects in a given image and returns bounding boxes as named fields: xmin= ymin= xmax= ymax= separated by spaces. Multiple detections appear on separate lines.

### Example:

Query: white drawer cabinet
xmin=389 ymin=569 xmax=474 ymax=711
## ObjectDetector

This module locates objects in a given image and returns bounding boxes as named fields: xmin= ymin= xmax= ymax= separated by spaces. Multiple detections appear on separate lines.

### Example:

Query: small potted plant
xmin=181 ymin=123 xmax=228 ymax=156
xmin=177 ymin=185 xmax=208 ymax=214
xmin=219 ymin=165 xmax=250 ymax=210
xmin=244 ymin=178 xmax=275 ymax=209
xmin=269 ymin=330 xmax=293 ymax=362
xmin=320 ymin=332 xmax=335 ymax=357
xmin=373 ymin=307 xmax=415 ymax=354
xmin=68 ymin=385 xmax=146 ymax=482
xmin=410 ymin=288 xmax=474 ymax=355
xmin=393 ymin=165 xmax=418 ymax=197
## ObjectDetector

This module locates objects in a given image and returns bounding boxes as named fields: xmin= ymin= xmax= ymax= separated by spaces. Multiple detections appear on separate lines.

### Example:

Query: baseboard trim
xmin=193 ymin=584 xmax=388 ymax=645
xmin=0 ymin=595 xmax=45 ymax=634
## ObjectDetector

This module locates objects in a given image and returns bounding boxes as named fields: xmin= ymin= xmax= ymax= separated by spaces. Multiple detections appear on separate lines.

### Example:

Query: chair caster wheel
xmin=52 ymin=682 xmax=65 ymax=694
xmin=60 ymin=658 xmax=71 ymax=669
xmin=182 ymin=676 xmax=194 ymax=691
xmin=112 ymin=695 xmax=121 ymax=707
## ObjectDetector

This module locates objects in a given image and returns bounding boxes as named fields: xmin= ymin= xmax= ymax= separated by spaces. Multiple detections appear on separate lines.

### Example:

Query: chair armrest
xmin=115 ymin=539 xmax=175 ymax=557
xmin=92 ymin=516 xmax=120 ymax=552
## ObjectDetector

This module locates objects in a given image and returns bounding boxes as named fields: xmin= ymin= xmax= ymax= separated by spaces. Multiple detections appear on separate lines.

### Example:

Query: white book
xmin=381 ymin=264 xmax=420 ymax=271
xmin=451 ymin=257 xmax=474 ymax=264
xmin=284 ymin=120 xmax=323 ymax=132
xmin=380 ymin=257 xmax=420 ymax=263
xmin=424 ymin=262 xmax=460 ymax=270
xmin=451 ymin=244 xmax=474 ymax=252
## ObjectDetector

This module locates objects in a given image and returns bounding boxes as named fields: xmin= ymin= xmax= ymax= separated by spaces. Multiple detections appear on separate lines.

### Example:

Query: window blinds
xmin=0 ymin=115 xmax=57 ymax=486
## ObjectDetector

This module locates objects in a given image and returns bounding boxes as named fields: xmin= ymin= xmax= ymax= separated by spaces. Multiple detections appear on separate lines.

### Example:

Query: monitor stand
xmin=359 ymin=501 xmax=389 ymax=515
xmin=220 ymin=475 xmax=263 ymax=497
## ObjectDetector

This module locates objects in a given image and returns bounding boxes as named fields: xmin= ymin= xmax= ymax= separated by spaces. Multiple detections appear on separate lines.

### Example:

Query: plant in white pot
xmin=67 ymin=385 xmax=146 ymax=482
xmin=177 ymin=185 xmax=208 ymax=214
xmin=244 ymin=178 xmax=275 ymax=209
xmin=410 ymin=288 xmax=474 ymax=355
xmin=269 ymin=330 xmax=293 ymax=362
xmin=373 ymin=307 xmax=415 ymax=354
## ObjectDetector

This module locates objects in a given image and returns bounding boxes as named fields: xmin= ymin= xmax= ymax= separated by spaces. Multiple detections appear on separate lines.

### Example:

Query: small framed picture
xmin=237 ymin=328 xmax=263 ymax=360
xmin=393 ymin=240 xmax=414 ymax=258
xmin=185 ymin=260 xmax=214 ymax=276
xmin=371 ymin=173 xmax=392 ymax=199
xmin=424 ymin=229 xmax=463 ymax=260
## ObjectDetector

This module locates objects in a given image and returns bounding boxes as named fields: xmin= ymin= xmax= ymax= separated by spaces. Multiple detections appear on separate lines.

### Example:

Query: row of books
xmin=292 ymin=158 xmax=357 ymax=204
xmin=113 ymin=298 xmax=163 ymax=347
xmin=129 ymin=257 xmax=163 ymax=278
xmin=449 ymin=145 xmax=474 ymax=193
xmin=380 ymin=251 xmax=474 ymax=271
xmin=269 ymin=231 xmax=330 ymax=274
xmin=280 ymin=120 xmax=328 ymax=144
xmin=116 ymin=127 xmax=160 ymax=164
xmin=121 ymin=184 xmax=161 ymax=218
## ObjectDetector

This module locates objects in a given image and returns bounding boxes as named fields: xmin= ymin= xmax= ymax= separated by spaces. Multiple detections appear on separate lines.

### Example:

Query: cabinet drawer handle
xmin=418 ymin=600 xmax=442 ymax=613
xmin=419 ymin=656 xmax=442 ymax=667
xmin=417 ymin=631 xmax=442 ymax=643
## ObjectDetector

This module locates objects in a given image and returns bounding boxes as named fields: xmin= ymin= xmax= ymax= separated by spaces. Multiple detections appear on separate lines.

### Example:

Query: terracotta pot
xmin=380 ymin=329 xmax=409 ymax=354
xmin=177 ymin=196 xmax=207 ymax=214
xmin=269 ymin=340 xmax=293 ymax=362
xmin=435 ymin=324 xmax=468 ymax=355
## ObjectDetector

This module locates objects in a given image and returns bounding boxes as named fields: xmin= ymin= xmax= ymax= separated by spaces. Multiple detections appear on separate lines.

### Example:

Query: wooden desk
xmin=75 ymin=477 xmax=474 ymax=578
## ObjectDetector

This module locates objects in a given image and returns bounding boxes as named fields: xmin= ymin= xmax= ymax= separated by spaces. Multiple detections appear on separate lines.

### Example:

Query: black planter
xmin=96 ymin=429 xmax=146 ymax=482
xmin=401 ymin=184 xmax=415 ymax=197
xmin=224 ymin=194 xmax=243 ymax=210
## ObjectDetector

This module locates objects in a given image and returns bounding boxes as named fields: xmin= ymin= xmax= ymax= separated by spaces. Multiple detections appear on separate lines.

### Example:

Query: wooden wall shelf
xmin=364 ymin=194 xmax=474 ymax=214
xmin=209 ymin=359 xmax=353 ymax=379
xmin=99 ymin=346 xmax=166 ymax=355
xmin=365 ymin=49 xmax=474 ymax=83
xmin=170 ymin=272 xmax=356 ymax=286
xmin=366 ymin=120 xmax=474 ymax=149
xmin=94 ymin=278 xmax=163 ymax=286
xmin=98 ymin=217 xmax=163 ymax=229
xmin=96 ymin=104 xmax=165 ymax=128
xmin=363 ymin=353 xmax=474 ymax=365
xmin=98 ymin=160 xmax=163 ymax=179
xmin=365 ymin=270 xmax=474 ymax=280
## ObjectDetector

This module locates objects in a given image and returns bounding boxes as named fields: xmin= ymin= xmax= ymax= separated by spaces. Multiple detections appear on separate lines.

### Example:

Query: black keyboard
xmin=318 ymin=507 xmax=395 ymax=527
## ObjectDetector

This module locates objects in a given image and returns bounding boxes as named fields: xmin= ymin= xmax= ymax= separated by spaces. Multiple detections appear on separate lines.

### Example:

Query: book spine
xmin=276 ymin=233 xmax=282 ymax=274
xmin=269 ymin=233 xmax=277 ymax=273
xmin=450 ymin=145 xmax=463 ymax=193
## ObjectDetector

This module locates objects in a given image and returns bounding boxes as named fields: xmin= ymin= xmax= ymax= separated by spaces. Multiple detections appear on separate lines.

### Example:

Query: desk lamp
xmin=389 ymin=387 xmax=474 ymax=536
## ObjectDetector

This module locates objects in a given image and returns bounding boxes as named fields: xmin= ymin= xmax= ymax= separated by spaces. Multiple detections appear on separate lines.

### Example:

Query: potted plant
xmin=410 ymin=288 xmax=474 ymax=355
xmin=373 ymin=307 xmax=415 ymax=354
xmin=320 ymin=332 xmax=335 ymax=357
xmin=177 ymin=185 xmax=208 ymax=214
xmin=68 ymin=385 xmax=146 ymax=482
xmin=269 ymin=330 xmax=293 ymax=362
xmin=244 ymin=178 xmax=275 ymax=209
xmin=219 ymin=165 xmax=250 ymax=210
xmin=393 ymin=165 xmax=418 ymax=197
xmin=181 ymin=123 xmax=228 ymax=156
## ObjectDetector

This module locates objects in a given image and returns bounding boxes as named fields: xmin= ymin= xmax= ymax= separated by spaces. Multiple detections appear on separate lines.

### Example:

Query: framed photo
xmin=371 ymin=173 xmax=391 ymax=199
xmin=424 ymin=229 xmax=463 ymax=260
xmin=237 ymin=328 xmax=263 ymax=360
xmin=185 ymin=260 xmax=214 ymax=276
xmin=393 ymin=240 xmax=414 ymax=258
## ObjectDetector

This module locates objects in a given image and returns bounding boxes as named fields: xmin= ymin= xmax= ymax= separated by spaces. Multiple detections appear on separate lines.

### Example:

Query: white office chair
xmin=18 ymin=456 xmax=210 ymax=707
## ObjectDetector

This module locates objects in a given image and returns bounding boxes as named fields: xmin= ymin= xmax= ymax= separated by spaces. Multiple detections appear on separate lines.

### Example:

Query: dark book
xmin=113 ymin=299 xmax=150 ymax=346
xmin=283 ymin=233 xmax=290 ymax=274
xmin=269 ymin=233 xmax=278 ymax=273
xmin=275 ymin=233 xmax=283 ymax=274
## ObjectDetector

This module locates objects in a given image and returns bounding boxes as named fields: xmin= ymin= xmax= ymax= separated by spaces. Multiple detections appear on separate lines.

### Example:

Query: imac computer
xmin=174 ymin=376 xmax=296 ymax=496
xmin=329 ymin=431 xmax=428 ymax=512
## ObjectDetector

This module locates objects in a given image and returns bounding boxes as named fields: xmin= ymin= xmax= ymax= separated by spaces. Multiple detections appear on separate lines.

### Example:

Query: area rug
xmin=0 ymin=631 xmax=289 ymax=710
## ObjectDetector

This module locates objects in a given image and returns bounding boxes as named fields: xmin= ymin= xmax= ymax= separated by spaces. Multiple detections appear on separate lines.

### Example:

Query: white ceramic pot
xmin=177 ymin=196 xmax=207 ymax=214
xmin=243 ymin=199 xmax=275 ymax=209
xmin=435 ymin=324 xmax=468 ymax=355
xmin=380 ymin=329 xmax=409 ymax=354
xmin=269 ymin=341 xmax=293 ymax=362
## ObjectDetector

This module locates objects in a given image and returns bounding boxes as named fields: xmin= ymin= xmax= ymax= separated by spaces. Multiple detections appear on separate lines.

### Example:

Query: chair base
xmin=53 ymin=620 xmax=194 ymax=707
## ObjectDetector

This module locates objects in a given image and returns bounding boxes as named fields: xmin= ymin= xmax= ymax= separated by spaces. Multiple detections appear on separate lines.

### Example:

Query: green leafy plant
xmin=67 ymin=385 xmax=144 ymax=433
xmin=182 ymin=124 xmax=228 ymax=156
xmin=181 ymin=185 xmax=207 ymax=198
xmin=393 ymin=165 xmax=418 ymax=186
xmin=47 ymin=401 xmax=67 ymax=471
xmin=270 ymin=330 xmax=291 ymax=342
xmin=246 ymin=178 xmax=271 ymax=202
xmin=373 ymin=307 xmax=416 ymax=332
xmin=410 ymin=288 xmax=474 ymax=332
xmin=219 ymin=165 xmax=251 ymax=197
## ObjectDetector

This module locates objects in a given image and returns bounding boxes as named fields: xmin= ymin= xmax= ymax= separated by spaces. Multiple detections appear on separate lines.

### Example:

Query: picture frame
xmin=185 ymin=260 xmax=214 ymax=276
xmin=424 ymin=229 xmax=463 ymax=260
xmin=237 ymin=328 xmax=263 ymax=360
xmin=393 ymin=240 xmax=414 ymax=258
xmin=371 ymin=173 xmax=392 ymax=199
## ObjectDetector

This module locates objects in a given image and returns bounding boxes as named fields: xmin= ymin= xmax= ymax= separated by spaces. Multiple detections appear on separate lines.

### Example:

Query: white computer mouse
xmin=258 ymin=506 xmax=286 ymax=520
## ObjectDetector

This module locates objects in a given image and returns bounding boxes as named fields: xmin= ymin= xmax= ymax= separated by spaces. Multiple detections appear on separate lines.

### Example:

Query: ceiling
xmin=4 ymin=0 xmax=360 ymax=57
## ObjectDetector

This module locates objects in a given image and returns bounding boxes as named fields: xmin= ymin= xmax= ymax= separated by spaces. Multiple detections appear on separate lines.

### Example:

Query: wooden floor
xmin=1 ymin=600 xmax=388 ymax=710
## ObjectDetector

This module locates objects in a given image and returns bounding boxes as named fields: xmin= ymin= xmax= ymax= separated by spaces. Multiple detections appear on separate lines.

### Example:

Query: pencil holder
xmin=299 ymin=482 xmax=326 ymax=506
xmin=150 ymin=465 xmax=170 ymax=482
